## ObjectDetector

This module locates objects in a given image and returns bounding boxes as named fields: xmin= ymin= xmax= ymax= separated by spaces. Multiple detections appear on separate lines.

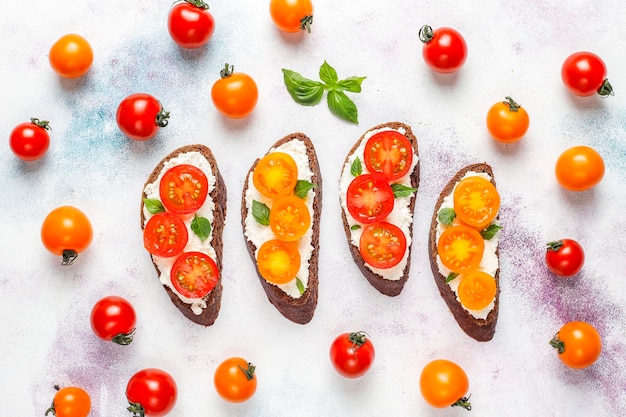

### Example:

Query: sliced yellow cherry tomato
xmin=453 ymin=176 xmax=500 ymax=229
xmin=270 ymin=195 xmax=311 ymax=241
xmin=457 ymin=271 xmax=497 ymax=310
xmin=437 ymin=225 xmax=484 ymax=273
xmin=257 ymin=239 xmax=300 ymax=284
xmin=252 ymin=152 xmax=298 ymax=200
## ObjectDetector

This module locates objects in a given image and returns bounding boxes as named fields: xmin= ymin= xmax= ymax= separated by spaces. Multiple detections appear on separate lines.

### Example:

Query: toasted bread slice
xmin=339 ymin=122 xmax=420 ymax=296
xmin=241 ymin=133 xmax=321 ymax=324
xmin=428 ymin=163 xmax=500 ymax=341
xmin=140 ymin=144 xmax=226 ymax=326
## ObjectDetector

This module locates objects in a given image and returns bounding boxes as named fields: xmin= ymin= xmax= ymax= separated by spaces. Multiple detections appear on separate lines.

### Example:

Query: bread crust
xmin=339 ymin=122 xmax=420 ymax=296
xmin=140 ymin=144 xmax=226 ymax=326
xmin=241 ymin=133 xmax=321 ymax=324
xmin=427 ymin=163 xmax=500 ymax=341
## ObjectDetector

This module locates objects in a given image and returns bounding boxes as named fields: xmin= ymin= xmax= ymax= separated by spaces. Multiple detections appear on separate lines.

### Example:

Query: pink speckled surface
xmin=1 ymin=1 xmax=625 ymax=416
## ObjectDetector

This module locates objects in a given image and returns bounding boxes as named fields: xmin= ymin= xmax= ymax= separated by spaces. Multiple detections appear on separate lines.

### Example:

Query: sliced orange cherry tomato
xmin=143 ymin=212 xmax=188 ymax=258
xmin=252 ymin=152 xmax=298 ymax=199
xmin=363 ymin=130 xmax=413 ymax=180
xmin=453 ymin=176 xmax=500 ymax=229
xmin=437 ymin=225 xmax=484 ymax=273
xmin=457 ymin=271 xmax=497 ymax=310
xmin=359 ymin=222 xmax=407 ymax=269
xmin=270 ymin=195 xmax=311 ymax=241
xmin=159 ymin=164 xmax=209 ymax=215
xmin=346 ymin=173 xmax=394 ymax=224
xmin=257 ymin=239 xmax=300 ymax=284
xmin=170 ymin=251 xmax=219 ymax=298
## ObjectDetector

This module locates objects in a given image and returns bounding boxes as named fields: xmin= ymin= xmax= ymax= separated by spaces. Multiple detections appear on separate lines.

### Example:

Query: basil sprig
xmin=282 ymin=61 xmax=366 ymax=124
xmin=191 ymin=215 xmax=212 ymax=241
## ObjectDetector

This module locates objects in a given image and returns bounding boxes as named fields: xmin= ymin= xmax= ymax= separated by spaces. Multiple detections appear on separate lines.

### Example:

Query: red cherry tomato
xmin=143 ymin=212 xmax=188 ymax=258
xmin=170 ymin=251 xmax=219 ymax=299
xmin=561 ymin=51 xmax=613 ymax=97
xmin=90 ymin=296 xmax=136 ymax=345
xmin=214 ymin=357 xmax=257 ymax=403
xmin=211 ymin=64 xmax=258 ymax=119
xmin=269 ymin=0 xmax=314 ymax=33
xmin=419 ymin=25 xmax=467 ymax=73
xmin=545 ymin=239 xmax=585 ymax=277
xmin=359 ymin=222 xmax=407 ymax=269
xmin=168 ymin=0 xmax=215 ymax=49
xmin=116 ymin=93 xmax=170 ymax=141
xmin=126 ymin=368 xmax=177 ymax=417
xmin=49 ymin=34 xmax=93 ymax=78
xmin=329 ymin=331 xmax=375 ymax=378
xmin=346 ymin=173 xmax=394 ymax=224
xmin=363 ymin=130 xmax=413 ymax=180
xmin=9 ymin=118 xmax=51 ymax=161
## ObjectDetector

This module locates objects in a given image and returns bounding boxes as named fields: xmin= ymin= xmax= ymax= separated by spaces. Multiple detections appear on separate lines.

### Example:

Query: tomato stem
xmin=504 ymin=96 xmax=521 ymax=112
xmin=452 ymin=395 xmax=472 ymax=411
xmin=597 ymin=79 xmax=614 ymax=97
xmin=61 ymin=249 xmax=78 ymax=265
xmin=418 ymin=25 xmax=434 ymax=43
xmin=549 ymin=333 xmax=565 ymax=354
xmin=127 ymin=401 xmax=146 ymax=417
xmin=44 ymin=404 xmax=56 ymax=416
xmin=31 ymin=118 xmax=51 ymax=131
xmin=300 ymin=15 xmax=313 ymax=33
xmin=184 ymin=0 xmax=209 ymax=9
xmin=112 ymin=328 xmax=136 ymax=345
xmin=348 ymin=331 xmax=368 ymax=351
xmin=238 ymin=362 xmax=256 ymax=380
xmin=546 ymin=240 xmax=564 ymax=252
xmin=155 ymin=102 xmax=170 ymax=128
xmin=220 ymin=63 xmax=234 ymax=78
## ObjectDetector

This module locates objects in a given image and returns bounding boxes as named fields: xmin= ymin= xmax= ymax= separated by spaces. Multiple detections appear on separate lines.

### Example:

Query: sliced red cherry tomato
xmin=170 ymin=251 xmax=219 ymax=298
xmin=159 ymin=164 xmax=209 ymax=215
xmin=167 ymin=0 xmax=215 ymax=49
xmin=346 ymin=173 xmax=394 ymax=224
xmin=9 ymin=118 xmax=51 ymax=161
xmin=419 ymin=25 xmax=467 ymax=73
xmin=252 ymin=152 xmax=298 ymax=199
xmin=256 ymin=239 xmax=300 ymax=284
xmin=359 ymin=222 xmax=406 ymax=269
xmin=270 ymin=195 xmax=311 ymax=241
xmin=363 ymin=130 xmax=413 ymax=180
xmin=457 ymin=271 xmax=497 ymax=310
xmin=437 ymin=225 xmax=484 ymax=273
xmin=143 ymin=212 xmax=188 ymax=258
xmin=453 ymin=176 xmax=500 ymax=229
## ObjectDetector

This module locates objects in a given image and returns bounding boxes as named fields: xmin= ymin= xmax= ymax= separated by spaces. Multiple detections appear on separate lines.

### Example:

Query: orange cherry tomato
xmin=252 ymin=152 xmax=298 ymax=199
xmin=486 ymin=96 xmax=530 ymax=143
xmin=437 ymin=225 xmax=484 ymax=273
xmin=47 ymin=386 xmax=91 ymax=417
xmin=270 ymin=195 xmax=311 ymax=241
xmin=257 ymin=239 xmax=300 ymax=284
xmin=41 ymin=206 xmax=93 ymax=265
xmin=49 ymin=34 xmax=93 ymax=78
xmin=214 ymin=357 xmax=257 ymax=403
xmin=211 ymin=63 xmax=258 ymax=119
xmin=555 ymin=145 xmax=605 ymax=191
xmin=453 ymin=176 xmax=500 ymax=229
xmin=457 ymin=271 xmax=497 ymax=310
xmin=269 ymin=0 xmax=314 ymax=33
xmin=419 ymin=359 xmax=471 ymax=410
xmin=550 ymin=321 xmax=602 ymax=369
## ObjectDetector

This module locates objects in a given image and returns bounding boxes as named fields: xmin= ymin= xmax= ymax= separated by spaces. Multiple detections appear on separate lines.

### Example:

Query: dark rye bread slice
xmin=427 ymin=163 xmax=500 ymax=342
xmin=241 ymin=133 xmax=321 ymax=325
xmin=140 ymin=144 xmax=226 ymax=326
xmin=340 ymin=122 xmax=420 ymax=296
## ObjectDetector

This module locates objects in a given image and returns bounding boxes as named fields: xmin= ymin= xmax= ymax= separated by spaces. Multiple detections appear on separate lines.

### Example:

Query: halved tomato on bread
xmin=257 ymin=239 xmax=301 ymax=284
xmin=363 ymin=130 xmax=413 ymax=180
xmin=252 ymin=152 xmax=298 ymax=200
xmin=171 ymin=251 xmax=219 ymax=298
xmin=144 ymin=212 xmax=188 ymax=258
xmin=453 ymin=176 xmax=500 ymax=229
xmin=457 ymin=270 xmax=496 ymax=310
xmin=437 ymin=225 xmax=484 ymax=273
xmin=159 ymin=164 xmax=209 ymax=215
xmin=270 ymin=195 xmax=311 ymax=242
xmin=346 ymin=173 xmax=394 ymax=224
xmin=359 ymin=222 xmax=407 ymax=269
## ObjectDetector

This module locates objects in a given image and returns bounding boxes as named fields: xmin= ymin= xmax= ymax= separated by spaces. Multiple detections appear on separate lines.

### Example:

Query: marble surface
xmin=1 ymin=0 xmax=625 ymax=416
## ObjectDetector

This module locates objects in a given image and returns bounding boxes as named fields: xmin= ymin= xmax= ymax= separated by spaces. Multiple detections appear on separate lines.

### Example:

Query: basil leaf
xmin=327 ymin=90 xmax=358 ymax=124
xmin=191 ymin=215 xmax=212 ymax=241
xmin=143 ymin=198 xmax=165 ymax=214
xmin=296 ymin=277 xmax=305 ymax=295
xmin=252 ymin=200 xmax=270 ymax=226
xmin=350 ymin=224 xmax=361 ymax=231
xmin=319 ymin=61 xmax=339 ymax=85
xmin=294 ymin=180 xmax=315 ymax=198
xmin=481 ymin=224 xmax=502 ymax=240
xmin=437 ymin=208 xmax=456 ymax=226
xmin=282 ymin=69 xmax=325 ymax=106
xmin=391 ymin=183 xmax=417 ymax=198
xmin=336 ymin=76 xmax=367 ymax=93
xmin=446 ymin=272 xmax=459 ymax=283
xmin=350 ymin=157 xmax=362 ymax=177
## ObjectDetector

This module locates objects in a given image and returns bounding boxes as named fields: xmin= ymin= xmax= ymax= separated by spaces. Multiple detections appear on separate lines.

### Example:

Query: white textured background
xmin=1 ymin=1 xmax=625 ymax=416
